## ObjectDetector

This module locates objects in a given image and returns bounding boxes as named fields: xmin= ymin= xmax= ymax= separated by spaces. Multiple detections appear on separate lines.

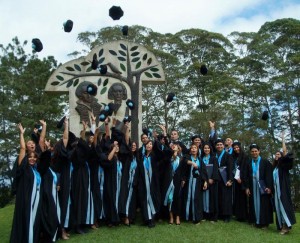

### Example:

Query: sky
xmin=0 ymin=0 xmax=299 ymax=64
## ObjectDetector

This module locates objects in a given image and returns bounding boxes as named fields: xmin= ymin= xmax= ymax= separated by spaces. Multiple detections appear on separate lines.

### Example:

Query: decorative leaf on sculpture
xmin=120 ymin=63 xmax=126 ymax=72
xmin=150 ymin=67 xmax=159 ymax=72
xmin=66 ymin=80 xmax=73 ymax=88
xmin=103 ymin=78 xmax=109 ymax=87
xmin=66 ymin=66 xmax=75 ymax=71
xmin=130 ymin=46 xmax=138 ymax=51
xmin=51 ymin=81 xmax=60 ymax=86
xmin=56 ymin=75 xmax=64 ymax=81
xmin=135 ymin=61 xmax=141 ymax=69
xmin=147 ymin=58 xmax=152 ymax=65
xmin=99 ymin=49 xmax=104 ymax=57
xmin=93 ymin=53 xmax=97 ymax=60
xmin=74 ymin=64 xmax=81 ymax=71
xmin=153 ymin=73 xmax=161 ymax=78
xmin=142 ymin=53 xmax=148 ymax=60
xmin=80 ymin=61 xmax=90 ymax=66
xmin=109 ymin=50 xmax=117 ymax=56
xmin=120 ymin=43 xmax=127 ymax=51
xmin=100 ymin=87 xmax=107 ymax=95
xmin=118 ymin=57 xmax=126 ymax=61
xmin=86 ymin=66 xmax=92 ymax=72
xmin=98 ymin=78 xmax=102 ymax=86
xmin=131 ymin=52 xmax=139 ymax=57
xmin=119 ymin=50 xmax=126 ymax=56
xmin=132 ymin=57 xmax=140 ymax=62
xmin=73 ymin=79 xmax=79 ymax=87
xmin=98 ymin=57 xmax=105 ymax=64
xmin=144 ymin=72 xmax=153 ymax=78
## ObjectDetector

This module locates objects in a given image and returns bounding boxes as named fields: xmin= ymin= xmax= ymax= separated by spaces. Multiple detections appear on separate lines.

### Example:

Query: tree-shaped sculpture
xmin=45 ymin=40 xmax=165 ymax=143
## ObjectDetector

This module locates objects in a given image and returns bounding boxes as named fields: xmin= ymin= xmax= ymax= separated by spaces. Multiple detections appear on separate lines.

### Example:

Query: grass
xmin=1 ymin=203 xmax=299 ymax=243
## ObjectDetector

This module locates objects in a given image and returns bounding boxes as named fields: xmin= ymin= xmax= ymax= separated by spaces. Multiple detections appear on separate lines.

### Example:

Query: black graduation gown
xmin=202 ymin=155 xmax=219 ymax=220
xmin=10 ymin=152 xmax=48 ymax=243
xmin=244 ymin=158 xmax=273 ymax=226
xmin=182 ymin=156 xmax=208 ymax=222
xmin=216 ymin=151 xmax=233 ymax=217
xmin=71 ymin=138 xmax=94 ymax=226
xmin=119 ymin=153 xmax=140 ymax=221
xmin=138 ymin=150 xmax=162 ymax=222
xmin=53 ymin=142 xmax=72 ymax=229
xmin=40 ymin=151 xmax=61 ymax=242
xmin=232 ymin=153 xmax=249 ymax=221
xmin=273 ymin=156 xmax=296 ymax=229
xmin=161 ymin=155 xmax=187 ymax=216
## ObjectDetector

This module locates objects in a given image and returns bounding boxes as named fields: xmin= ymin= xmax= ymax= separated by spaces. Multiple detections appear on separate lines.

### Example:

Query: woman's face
xmin=28 ymin=152 xmax=38 ymax=166
xmin=193 ymin=138 xmax=201 ymax=147
xmin=146 ymin=141 xmax=153 ymax=151
xmin=233 ymin=145 xmax=240 ymax=154
xmin=275 ymin=152 xmax=281 ymax=160
xmin=26 ymin=140 xmax=36 ymax=153
xmin=131 ymin=142 xmax=137 ymax=152
xmin=190 ymin=145 xmax=198 ymax=156
xmin=203 ymin=145 xmax=210 ymax=155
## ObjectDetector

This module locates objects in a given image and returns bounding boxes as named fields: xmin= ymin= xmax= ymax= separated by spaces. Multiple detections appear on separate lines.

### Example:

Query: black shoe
xmin=147 ymin=220 xmax=155 ymax=228
xmin=75 ymin=227 xmax=85 ymax=234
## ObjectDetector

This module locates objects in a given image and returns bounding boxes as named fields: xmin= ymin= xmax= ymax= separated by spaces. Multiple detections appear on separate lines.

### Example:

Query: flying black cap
xmin=99 ymin=65 xmax=107 ymax=74
xmin=104 ymin=102 xmax=116 ymax=116
xmin=200 ymin=64 xmax=208 ymax=75
xmin=261 ymin=110 xmax=269 ymax=120
xmin=99 ymin=110 xmax=107 ymax=122
xmin=166 ymin=93 xmax=176 ymax=102
xmin=123 ymin=116 xmax=131 ymax=123
xmin=122 ymin=25 xmax=128 ymax=36
xmin=87 ymin=83 xmax=97 ymax=96
xmin=57 ymin=116 xmax=66 ymax=129
xmin=63 ymin=20 xmax=73 ymax=32
xmin=109 ymin=6 xmax=124 ymax=20
xmin=126 ymin=99 xmax=135 ymax=110
xmin=32 ymin=38 xmax=43 ymax=52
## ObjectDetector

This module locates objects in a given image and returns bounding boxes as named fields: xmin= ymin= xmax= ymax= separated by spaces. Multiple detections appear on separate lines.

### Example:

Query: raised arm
xmin=281 ymin=131 xmax=287 ymax=156
xmin=80 ymin=121 xmax=88 ymax=140
xmin=62 ymin=118 xmax=69 ymax=148
xmin=104 ymin=117 xmax=110 ymax=139
xmin=124 ymin=121 xmax=130 ymax=145
xmin=18 ymin=123 xmax=26 ymax=165
xmin=39 ymin=119 xmax=47 ymax=151
xmin=107 ymin=141 xmax=118 ymax=161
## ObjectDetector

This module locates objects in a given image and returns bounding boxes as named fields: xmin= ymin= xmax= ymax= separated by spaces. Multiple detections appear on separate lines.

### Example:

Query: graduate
xmin=162 ymin=143 xmax=186 ymax=225
xmin=232 ymin=140 xmax=249 ymax=221
xmin=71 ymin=121 xmax=94 ymax=234
xmin=10 ymin=121 xmax=47 ymax=243
xmin=201 ymin=142 xmax=219 ymax=222
xmin=272 ymin=133 xmax=296 ymax=234
xmin=183 ymin=143 xmax=208 ymax=224
xmin=214 ymin=138 xmax=233 ymax=222
xmin=137 ymin=140 xmax=163 ymax=228
xmin=244 ymin=144 xmax=273 ymax=228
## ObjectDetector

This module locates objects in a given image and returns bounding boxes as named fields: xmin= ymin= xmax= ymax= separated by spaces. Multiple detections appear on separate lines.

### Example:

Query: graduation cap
xmin=87 ymin=83 xmax=97 ymax=96
xmin=91 ymin=56 xmax=99 ymax=70
xmin=99 ymin=110 xmax=107 ymax=122
xmin=200 ymin=64 xmax=208 ymax=75
xmin=232 ymin=140 xmax=241 ymax=147
xmin=63 ymin=19 xmax=73 ymax=32
xmin=191 ymin=134 xmax=202 ymax=141
xmin=122 ymin=25 xmax=128 ymax=36
xmin=192 ymin=168 xmax=200 ymax=178
xmin=126 ymin=99 xmax=135 ymax=110
xmin=104 ymin=102 xmax=116 ymax=116
xmin=261 ymin=110 xmax=269 ymax=121
xmin=68 ymin=131 xmax=78 ymax=148
xmin=166 ymin=93 xmax=176 ymax=102
xmin=57 ymin=116 xmax=66 ymax=129
xmin=249 ymin=143 xmax=260 ymax=150
xmin=142 ymin=127 xmax=152 ymax=138
xmin=89 ymin=130 xmax=94 ymax=136
xmin=109 ymin=6 xmax=124 ymax=20
xmin=32 ymin=38 xmax=43 ymax=52
xmin=123 ymin=116 xmax=131 ymax=123
xmin=34 ymin=123 xmax=42 ymax=132
xmin=99 ymin=65 xmax=107 ymax=74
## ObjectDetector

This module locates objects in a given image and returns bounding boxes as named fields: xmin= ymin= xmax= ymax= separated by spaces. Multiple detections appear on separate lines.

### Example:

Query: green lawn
xmin=1 ymin=204 xmax=299 ymax=243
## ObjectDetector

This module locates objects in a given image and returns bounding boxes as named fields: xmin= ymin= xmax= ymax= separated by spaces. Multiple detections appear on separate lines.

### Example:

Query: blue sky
xmin=0 ymin=0 xmax=299 ymax=63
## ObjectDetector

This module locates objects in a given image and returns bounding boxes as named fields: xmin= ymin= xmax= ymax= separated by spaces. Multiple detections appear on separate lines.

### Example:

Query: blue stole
xmin=98 ymin=165 xmax=105 ymax=219
xmin=216 ymin=150 xmax=225 ymax=166
xmin=116 ymin=160 xmax=122 ymax=214
xmin=251 ymin=156 xmax=261 ymax=224
xmin=126 ymin=157 xmax=137 ymax=216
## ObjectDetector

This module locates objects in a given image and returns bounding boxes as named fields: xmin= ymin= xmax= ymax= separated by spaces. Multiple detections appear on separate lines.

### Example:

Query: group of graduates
xmin=10 ymin=116 xmax=296 ymax=243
